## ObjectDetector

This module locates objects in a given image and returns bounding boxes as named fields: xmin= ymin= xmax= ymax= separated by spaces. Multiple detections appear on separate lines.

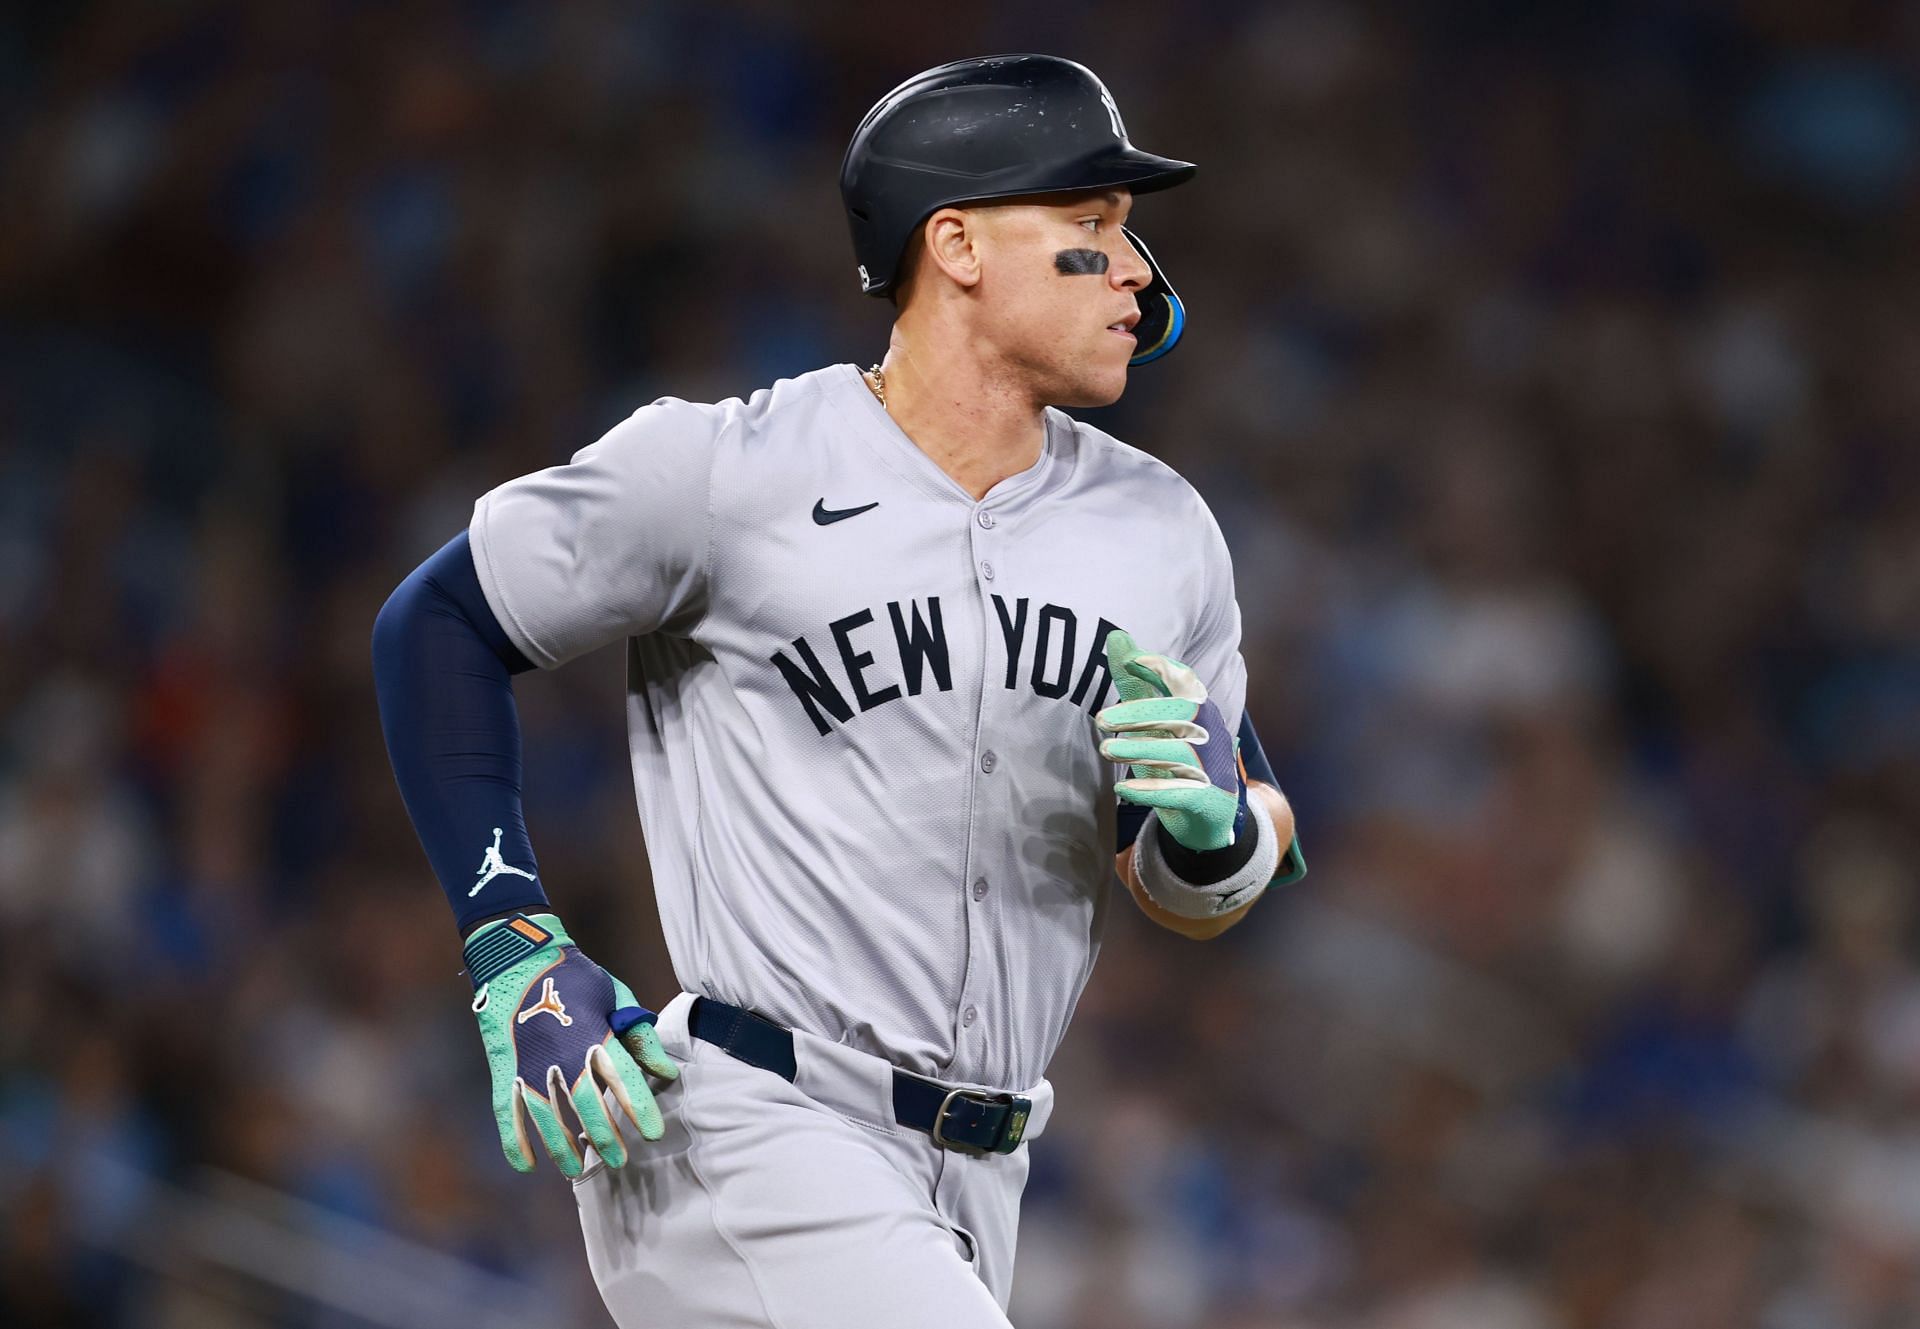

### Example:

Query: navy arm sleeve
xmin=1237 ymin=710 xmax=1279 ymax=787
xmin=372 ymin=530 xmax=551 ymax=932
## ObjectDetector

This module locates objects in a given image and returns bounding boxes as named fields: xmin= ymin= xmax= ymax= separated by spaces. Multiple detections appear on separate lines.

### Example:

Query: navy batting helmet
xmin=840 ymin=54 xmax=1195 ymax=366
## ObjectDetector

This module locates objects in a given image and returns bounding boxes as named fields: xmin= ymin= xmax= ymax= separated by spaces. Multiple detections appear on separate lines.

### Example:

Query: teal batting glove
xmin=1095 ymin=628 xmax=1246 ymax=853
xmin=464 ymin=913 xmax=679 ymax=1178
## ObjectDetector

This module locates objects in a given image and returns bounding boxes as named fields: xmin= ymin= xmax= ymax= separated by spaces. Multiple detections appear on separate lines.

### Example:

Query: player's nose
xmin=1110 ymin=232 xmax=1152 ymax=292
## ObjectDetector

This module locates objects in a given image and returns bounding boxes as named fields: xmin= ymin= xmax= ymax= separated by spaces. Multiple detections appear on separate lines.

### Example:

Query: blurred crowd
xmin=4 ymin=2 xmax=1919 ymax=1326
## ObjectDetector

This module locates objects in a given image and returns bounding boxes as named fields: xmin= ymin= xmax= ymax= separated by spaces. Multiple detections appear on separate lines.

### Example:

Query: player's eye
xmin=1080 ymin=218 xmax=1101 ymax=232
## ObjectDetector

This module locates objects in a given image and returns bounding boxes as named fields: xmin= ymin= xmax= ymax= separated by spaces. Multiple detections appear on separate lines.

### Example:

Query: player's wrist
xmin=454 ymin=875 xmax=552 ymax=934
xmin=463 ymin=907 xmax=551 ymax=941
xmin=1133 ymin=796 xmax=1280 ymax=920
xmin=1152 ymin=782 xmax=1259 ymax=883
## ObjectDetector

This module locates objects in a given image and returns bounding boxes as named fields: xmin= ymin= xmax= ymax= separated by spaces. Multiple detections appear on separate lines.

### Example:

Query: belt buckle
xmin=932 ymin=1087 xmax=1034 ymax=1156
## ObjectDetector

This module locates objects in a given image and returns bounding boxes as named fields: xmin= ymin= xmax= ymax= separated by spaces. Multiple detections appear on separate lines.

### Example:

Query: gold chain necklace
xmin=865 ymin=363 xmax=886 ymax=409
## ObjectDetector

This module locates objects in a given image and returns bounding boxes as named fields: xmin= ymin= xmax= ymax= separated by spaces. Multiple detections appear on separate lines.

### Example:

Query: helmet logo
xmin=858 ymin=264 xmax=870 ymax=287
xmin=1099 ymin=85 xmax=1127 ymax=141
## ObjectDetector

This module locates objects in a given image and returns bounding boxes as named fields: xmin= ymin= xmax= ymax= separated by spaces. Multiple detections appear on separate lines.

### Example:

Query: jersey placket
xmin=952 ymin=497 xmax=1000 ymax=1071
xmin=834 ymin=366 xmax=1059 ymax=1084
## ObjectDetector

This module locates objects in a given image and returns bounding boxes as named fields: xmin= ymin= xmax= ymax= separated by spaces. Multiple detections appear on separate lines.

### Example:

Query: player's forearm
xmin=372 ymin=530 xmax=551 ymax=931
xmin=1248 ymin=780 xmax=1295 ymax=860
xmin=1115 ymin=781 xmax=1294 ymax=940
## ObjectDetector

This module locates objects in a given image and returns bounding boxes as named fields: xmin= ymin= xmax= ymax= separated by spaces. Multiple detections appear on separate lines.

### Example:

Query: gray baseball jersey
xmin=469 ymin=362 xmax=1245 ymax=1091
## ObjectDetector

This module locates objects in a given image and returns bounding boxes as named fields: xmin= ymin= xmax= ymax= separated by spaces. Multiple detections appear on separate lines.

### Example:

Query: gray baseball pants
xmin=573 ymin=992 xmax=1052 ymax=1327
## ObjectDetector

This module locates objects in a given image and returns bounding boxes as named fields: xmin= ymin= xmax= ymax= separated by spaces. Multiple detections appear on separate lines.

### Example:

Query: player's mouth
xmin=1106 ymin=311 xmax=1140 ymax=341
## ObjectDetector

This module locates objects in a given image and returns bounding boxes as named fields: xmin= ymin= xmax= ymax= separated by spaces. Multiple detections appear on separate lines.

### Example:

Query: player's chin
xmin=1086 ymin=364 xmax=1131 ymax=408
xmin=1054 ymin=348 xmax=1131 ymax=408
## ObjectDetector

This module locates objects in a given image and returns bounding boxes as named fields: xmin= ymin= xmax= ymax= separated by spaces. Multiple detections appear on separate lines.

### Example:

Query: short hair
xmin=889 ymin=223 xmax=928 ymax=310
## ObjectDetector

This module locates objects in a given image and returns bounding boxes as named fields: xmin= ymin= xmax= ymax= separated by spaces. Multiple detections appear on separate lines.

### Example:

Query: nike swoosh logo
xmin=813 ymin=499 xmax=880 ymax=525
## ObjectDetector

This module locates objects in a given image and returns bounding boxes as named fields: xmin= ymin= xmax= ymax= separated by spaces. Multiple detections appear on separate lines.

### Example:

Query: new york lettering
xmin=771 ymin=595 xmax=1120 ymax=735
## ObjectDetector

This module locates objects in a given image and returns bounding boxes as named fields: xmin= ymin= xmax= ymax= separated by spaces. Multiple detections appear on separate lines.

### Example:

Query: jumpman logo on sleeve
xmin=470 ymin=827 xmax=539 ymax=897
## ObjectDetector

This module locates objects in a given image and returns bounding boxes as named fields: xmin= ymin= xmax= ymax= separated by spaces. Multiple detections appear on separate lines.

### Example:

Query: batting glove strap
xmin=1133 ymin=799 xmax=1282 ymax=920
xmin=464 ymin=912 xmax=569 ymax=990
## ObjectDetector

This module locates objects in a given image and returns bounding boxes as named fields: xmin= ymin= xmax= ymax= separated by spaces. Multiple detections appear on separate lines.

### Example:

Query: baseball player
xmin=372 ymin=54 xmax=1304 ymax=1327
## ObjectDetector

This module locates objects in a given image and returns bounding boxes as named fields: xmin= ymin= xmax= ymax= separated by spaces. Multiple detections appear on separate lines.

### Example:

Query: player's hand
xmin=1095 ymin=628 xmax=1244 ymax=852
xmin=464 ymin=913 xmax=679 ymax=1178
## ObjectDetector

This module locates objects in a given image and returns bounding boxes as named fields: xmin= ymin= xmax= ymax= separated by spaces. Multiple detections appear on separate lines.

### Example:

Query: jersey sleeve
xmin=1179 ymin=496 xmax=1248 ymax=740
xmin=468 ymin=399 xmax=719 ymax=668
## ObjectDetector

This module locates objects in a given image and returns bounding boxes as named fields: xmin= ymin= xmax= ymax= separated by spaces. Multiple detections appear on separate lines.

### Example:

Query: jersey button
xmin=976 ymin=510 xmax=995 ymax=529
xmin=972 ymin=877 xmax=989 ymax=901
xmin=962 ymin=1005 xmax=978 ymax=1027
xmin=980 ymin=751 xmax=997 ymax=773
xmin=981 ymin=561 xmax=995 ymax=581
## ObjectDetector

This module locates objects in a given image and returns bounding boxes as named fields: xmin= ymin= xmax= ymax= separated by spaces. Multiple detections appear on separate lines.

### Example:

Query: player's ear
xmin=921 ymin=208 xmax=983 ymax=292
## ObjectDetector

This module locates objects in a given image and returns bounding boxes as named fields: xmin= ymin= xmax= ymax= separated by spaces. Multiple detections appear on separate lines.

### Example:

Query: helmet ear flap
xmin=1124 ymin=227 xmax=1185 ymax=366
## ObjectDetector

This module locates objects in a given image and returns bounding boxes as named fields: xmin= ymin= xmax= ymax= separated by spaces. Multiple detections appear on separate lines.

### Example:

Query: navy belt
xmin=687 ymin=997 xmax=1031 ymax=1156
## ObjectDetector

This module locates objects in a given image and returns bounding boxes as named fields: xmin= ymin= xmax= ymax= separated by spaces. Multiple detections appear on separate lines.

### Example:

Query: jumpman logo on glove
xmin=471 ymin=827 xmax=538 ymax=897
xmin=515 ymin=976 xmax=573 ymax=1026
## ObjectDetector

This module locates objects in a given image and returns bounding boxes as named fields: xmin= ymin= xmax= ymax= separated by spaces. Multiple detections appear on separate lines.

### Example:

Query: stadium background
xmin=4 ymin=2 xmax=1919 ymax=1326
